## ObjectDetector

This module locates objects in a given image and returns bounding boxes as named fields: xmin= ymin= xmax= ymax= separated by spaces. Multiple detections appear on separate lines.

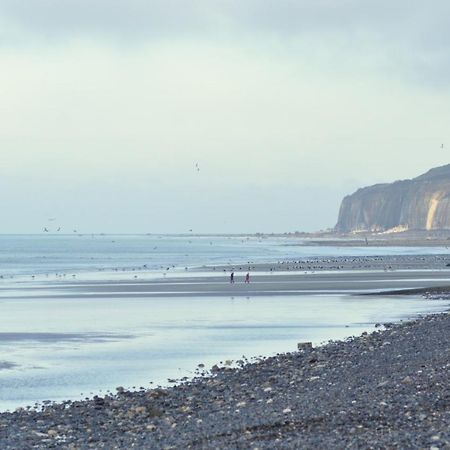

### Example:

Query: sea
xmin=0 ymin=234 xmax=449 ymax=411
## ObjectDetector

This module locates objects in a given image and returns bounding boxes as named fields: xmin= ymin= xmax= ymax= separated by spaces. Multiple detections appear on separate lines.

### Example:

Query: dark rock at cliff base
xmin=335 ymin=164 xmax=450 ymax=233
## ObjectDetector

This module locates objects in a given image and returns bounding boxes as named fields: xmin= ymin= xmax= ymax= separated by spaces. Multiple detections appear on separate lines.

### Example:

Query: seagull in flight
xmin=43 ymin=227 xmax=49 ymax=232
xmin=441 ymin=143 xmax=444 ymax=149
xmin=195 ymin=163 xmax=200 ymax=172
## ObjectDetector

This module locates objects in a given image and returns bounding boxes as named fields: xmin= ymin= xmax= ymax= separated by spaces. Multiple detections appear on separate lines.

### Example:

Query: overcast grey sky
xmin=1 ymin=1 xmax=450 ymax=233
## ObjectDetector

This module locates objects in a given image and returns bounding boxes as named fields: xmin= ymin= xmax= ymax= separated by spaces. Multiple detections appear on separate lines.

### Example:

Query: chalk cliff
xmin=335 ymin=164 xmax=450 ymax=233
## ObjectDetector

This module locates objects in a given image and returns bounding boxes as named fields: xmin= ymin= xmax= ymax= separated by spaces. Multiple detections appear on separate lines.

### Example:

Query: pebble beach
xmin=1 ymin=308 xmax=449 ymax=449
xmin=2 ymin=237 xmax=450 ymax=448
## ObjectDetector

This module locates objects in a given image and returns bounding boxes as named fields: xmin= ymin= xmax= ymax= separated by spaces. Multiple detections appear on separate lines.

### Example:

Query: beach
xmin=3 ymin=0 xmax=450 ymax=446
xmin=43 ymin=269 xmax=450 ymax=297
xmin=0 ymin=311 xmax=449 ymax=449
xmin=1 ymin=236 xmax=450 ymax=448
xmin=5 ymin=254 xmax=450 ymax=300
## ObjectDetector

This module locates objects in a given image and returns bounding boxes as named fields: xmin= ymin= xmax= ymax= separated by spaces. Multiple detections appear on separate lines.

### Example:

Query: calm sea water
xmin=0 ymin=235 xmax=448 ymax=411
xmin=0 ymin=234 xmax=448 ymax=279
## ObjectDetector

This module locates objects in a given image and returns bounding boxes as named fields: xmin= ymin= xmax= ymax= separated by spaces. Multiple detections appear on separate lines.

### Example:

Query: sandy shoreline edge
xmin=7 ymin=253 xmax=450 ymax=299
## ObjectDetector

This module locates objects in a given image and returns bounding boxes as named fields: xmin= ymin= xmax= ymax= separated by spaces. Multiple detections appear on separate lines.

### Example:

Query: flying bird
xmin=195 ymin=163 xmax=200 ymax=172
xmin=441 ymin=144 xmax=444 ymax=149
xmin=43 ymin=227 xmax=49 ymax=232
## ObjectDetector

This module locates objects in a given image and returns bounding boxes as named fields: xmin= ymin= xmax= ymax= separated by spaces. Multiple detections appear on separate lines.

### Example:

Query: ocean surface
xmin=0 ymin=235 xmax=449 ymax=411
xmin=1 ymin=234 xmax=448 ymax=280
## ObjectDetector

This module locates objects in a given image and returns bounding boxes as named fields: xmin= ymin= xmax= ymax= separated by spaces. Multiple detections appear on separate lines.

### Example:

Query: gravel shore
xmin=1 ymin=311 xmax=449 ymax=449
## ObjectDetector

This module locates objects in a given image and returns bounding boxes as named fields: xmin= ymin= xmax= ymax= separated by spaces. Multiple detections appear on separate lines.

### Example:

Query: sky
xmin=1 ymin=1 xmax=450 ymax=233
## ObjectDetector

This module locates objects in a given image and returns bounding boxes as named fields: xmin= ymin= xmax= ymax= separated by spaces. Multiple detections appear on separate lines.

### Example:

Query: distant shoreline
xmin=2 ymin=230 xmax=450 ymax=248
xmin=301 ymin=238 xmax=450 ymax=247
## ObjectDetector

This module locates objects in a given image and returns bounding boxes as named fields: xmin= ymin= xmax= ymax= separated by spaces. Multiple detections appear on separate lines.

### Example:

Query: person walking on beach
xmin=245 ymin=272 xmax=250 ymax=283
xmin=230 ymin=272 xmax=235 ymax=283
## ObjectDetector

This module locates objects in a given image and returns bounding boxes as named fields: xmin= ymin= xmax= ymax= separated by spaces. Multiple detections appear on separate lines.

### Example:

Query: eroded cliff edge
xmin=335 ymin=164 xmax=450 ymax=233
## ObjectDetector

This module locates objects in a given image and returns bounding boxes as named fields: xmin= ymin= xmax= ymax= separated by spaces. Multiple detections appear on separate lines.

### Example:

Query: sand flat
xmin=3 ymin=269 xmax=449 ymax=299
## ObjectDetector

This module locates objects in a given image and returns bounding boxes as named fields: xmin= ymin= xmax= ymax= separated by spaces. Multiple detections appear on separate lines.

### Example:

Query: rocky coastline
xmin=335 ymin=164 xmax=450 ymax=233
xmin=1 ymin=310 xmax=450 ymax=449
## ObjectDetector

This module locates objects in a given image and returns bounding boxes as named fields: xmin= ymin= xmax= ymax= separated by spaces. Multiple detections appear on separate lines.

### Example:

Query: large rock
xmin=335 ymin=164 xmax=450 ymax=233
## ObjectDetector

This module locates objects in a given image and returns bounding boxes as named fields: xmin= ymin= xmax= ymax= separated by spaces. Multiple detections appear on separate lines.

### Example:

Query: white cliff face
xmin=426 ymin=193 xmax=443 ymax=230
xmin=335 ymin=164 xmax=450 ymax=233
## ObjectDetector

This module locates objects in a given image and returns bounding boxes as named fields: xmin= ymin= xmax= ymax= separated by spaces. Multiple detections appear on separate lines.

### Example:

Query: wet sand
xmin=274 ymin=229 xmax=450 ymax=247
xmin=6 ymin=269 xmax=450 ymax=299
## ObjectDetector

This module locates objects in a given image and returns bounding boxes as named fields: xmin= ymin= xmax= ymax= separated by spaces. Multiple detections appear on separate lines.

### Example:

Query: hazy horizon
xmin=1 ymin=1 xmax=450 ymax=234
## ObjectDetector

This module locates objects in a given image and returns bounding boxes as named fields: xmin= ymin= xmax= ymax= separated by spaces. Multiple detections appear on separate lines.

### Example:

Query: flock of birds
xmin=43 ymin=227 xmax=78 ymax=233
xmin=43 ymin=218 xmax=77 ymax=234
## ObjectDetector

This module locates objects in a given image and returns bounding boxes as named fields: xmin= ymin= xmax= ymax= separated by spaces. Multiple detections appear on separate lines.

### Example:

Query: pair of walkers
xmin=230 ymin=272 xmax=250 ymax=283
